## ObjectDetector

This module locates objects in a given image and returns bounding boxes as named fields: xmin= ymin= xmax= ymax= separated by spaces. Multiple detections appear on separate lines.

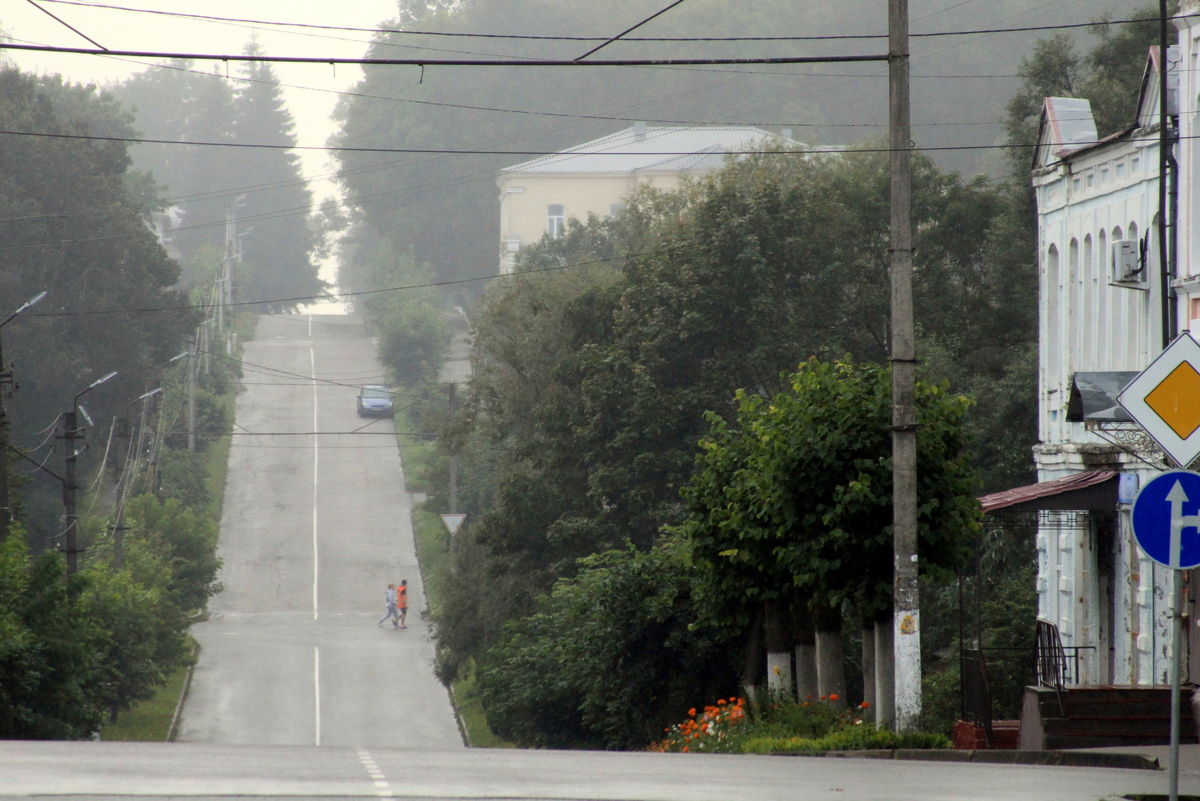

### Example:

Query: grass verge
xmin=100 ymin=640 xmax=196 ymax=741
xmin=410 ymin=499 xmax=510 ymax=748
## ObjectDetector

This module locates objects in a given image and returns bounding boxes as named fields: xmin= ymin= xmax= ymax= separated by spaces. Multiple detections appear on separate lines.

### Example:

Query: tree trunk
xmin=861 ymin=622 xmax=876 ymax=723
xmin=764 ymin=597 xmax=793 ymax=698
xmin=875 ymin=606 xmax=896 ymax=731
xmin=742 ymin=607 xmax=765 ymax=704
xmin=814 ymin=603 xmax=846 ymax=709
xmin=793 ymin=599 xmax=818 ymax=702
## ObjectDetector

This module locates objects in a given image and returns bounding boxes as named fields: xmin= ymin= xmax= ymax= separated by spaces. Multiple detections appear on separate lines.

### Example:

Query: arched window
xmin=1069 ymin=238 xmax=1080 ymax=374
xmin=1097 ymin=230 xmax=1109 ymax=368
xmin=1083 ymin=234 xmax=1094 ymax=368
xmin=1047 ymin=244 xmax=1062 ymax=386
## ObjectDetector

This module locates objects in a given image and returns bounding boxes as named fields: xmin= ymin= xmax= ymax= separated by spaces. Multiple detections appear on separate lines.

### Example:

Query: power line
xmin=23 ymin=0 xmax=107 ymax=50
xmin=24 ymin=247 xmax=656 ymax=318
xmin=33 ymin=1 xmax=1182 ymax=43
xmin=0 ymin=42 xmax=888 ymax=67
xmin=576 ymin=0 xmax=689 ymax=61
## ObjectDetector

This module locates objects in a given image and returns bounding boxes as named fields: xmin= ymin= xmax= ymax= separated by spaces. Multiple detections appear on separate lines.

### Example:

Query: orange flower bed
xmin=649 ymin=697 xmax=747 ymax=753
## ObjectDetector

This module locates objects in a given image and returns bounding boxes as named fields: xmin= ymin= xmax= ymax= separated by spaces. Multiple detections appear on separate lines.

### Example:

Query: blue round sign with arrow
xmin=1132 ymin=470 xmax=1200 ymax=570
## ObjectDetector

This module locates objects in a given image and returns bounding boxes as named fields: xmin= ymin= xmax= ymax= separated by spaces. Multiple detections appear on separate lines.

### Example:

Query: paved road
xmin=3 ymin=740 xmax=1199 ymax=800
xmin=177 ymin=313 xmax=461 ymax=749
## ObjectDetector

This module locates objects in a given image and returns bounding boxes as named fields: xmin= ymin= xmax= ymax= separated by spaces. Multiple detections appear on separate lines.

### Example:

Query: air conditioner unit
xmin=1110 ymin=240 xmax=1141 ymax=283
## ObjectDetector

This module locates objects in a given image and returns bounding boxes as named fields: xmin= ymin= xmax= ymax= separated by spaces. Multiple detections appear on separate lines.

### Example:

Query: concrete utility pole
xmin=62 ymin=371 xmax=117 ymax=577
xmin=889 ymin=0 xmax=921 ymax=733
xmin=0 ymin=291 xmax=47 ymax=542
xmin=188 ymin=336 xmax=197 ymax=452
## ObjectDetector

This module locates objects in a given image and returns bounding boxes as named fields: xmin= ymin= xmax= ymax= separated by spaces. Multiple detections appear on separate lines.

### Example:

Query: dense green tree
xmin=116 ymin=42 xmax=323 ymax=308
xmin=0 ymin=536 xmax=101 ymax=739
xmin=477 ymin=542 xmax=738 ymax=749
xmin=0 ymin=67 xmax=197 ymax=542
xmin=680 ymin=359 xmax=980 ymax=629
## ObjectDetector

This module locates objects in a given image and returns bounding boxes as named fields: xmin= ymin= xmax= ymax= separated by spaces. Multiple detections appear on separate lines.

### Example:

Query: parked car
xmin=356 ymin=385 xmax=394 ymax=417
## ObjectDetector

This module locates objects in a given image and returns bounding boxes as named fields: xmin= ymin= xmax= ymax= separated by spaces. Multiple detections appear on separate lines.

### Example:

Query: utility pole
xmin=448 ymin=382 xmax=457 ymax=515
xmin=889 ymin=0 xmax=921 ymax=733
xmin=0 ymin=291 xmax=47 ymax=542
xmin=61 ymin=409 xmax=80 ymax=575
xmin=62 ymin=371 xmax=118 ymax=577
xmin=188 ymin=336 xmax=197 ymax=452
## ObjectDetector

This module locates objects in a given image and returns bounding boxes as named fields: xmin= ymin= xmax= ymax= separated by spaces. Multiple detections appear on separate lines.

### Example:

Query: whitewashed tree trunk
xmin=793 ymin=602 xmax=818 ymax=702
xmin=765 ymin=598 xmax=793 ymax=697
xmin=815 ymin=605 xmax=846 ymax=709
xmin=875 ymin=611 xmax=896 ymax=731
xmin=861 ymin=625 xmax=876 ymax=723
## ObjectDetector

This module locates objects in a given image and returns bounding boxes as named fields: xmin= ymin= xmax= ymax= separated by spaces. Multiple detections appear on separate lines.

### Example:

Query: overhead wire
xmin=31 ymin=1 xmax=1184 ymax=43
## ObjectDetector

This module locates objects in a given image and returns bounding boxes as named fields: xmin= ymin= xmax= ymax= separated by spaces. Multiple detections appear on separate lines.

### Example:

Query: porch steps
xmin=1019 ymin=685 xmax=1198 ymax=750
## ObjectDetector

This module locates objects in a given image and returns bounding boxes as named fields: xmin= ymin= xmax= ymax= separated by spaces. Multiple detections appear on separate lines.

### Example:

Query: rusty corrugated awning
xmin=979 ymin=470 xmax=1119 ymax=513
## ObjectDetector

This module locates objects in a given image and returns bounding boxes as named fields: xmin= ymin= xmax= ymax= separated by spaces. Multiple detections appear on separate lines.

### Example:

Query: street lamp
xmin=0 ymin=290 xmax=47 ymax=542
xmin=62 ymin=370 xmax=117 ymax=575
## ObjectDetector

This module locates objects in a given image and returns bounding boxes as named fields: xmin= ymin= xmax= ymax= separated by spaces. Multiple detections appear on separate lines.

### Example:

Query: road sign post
xmin=1131 ymin=470 xmax=1200 ymax=801
xmin=1117 ymin=334 xmax=1200 ymax=801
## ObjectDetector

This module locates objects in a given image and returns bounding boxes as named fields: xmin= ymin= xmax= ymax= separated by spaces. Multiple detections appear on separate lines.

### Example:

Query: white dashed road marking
xmin=356 ymin=749 xmax=393 ymax=798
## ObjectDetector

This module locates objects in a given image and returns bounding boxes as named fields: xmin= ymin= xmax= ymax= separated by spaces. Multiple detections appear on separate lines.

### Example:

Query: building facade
xmin=496 ymin=124 xmax=798 ymax=273
xmin=1025 ymin=10 xmax=1200 ymax=687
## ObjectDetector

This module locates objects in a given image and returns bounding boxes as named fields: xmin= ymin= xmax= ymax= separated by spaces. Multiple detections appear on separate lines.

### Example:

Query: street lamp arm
xmin=74 ymin=370 xmax=118 ymax=405
xmin=0 ymin=291 xmax=47 ymax=329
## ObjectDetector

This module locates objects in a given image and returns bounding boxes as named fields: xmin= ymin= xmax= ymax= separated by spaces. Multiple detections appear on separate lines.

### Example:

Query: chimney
xmin=634 ymin=120 xmax=647 ymax=140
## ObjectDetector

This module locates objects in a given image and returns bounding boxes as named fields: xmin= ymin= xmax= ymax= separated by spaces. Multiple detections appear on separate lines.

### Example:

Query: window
xmin=1116 ymin=161 xmax=1125 ymax=178
xmin=1132 ymin=156 xmax=1140 ymax=172
xmin=547 ymin=204 xmax=565 ymax=238
xmin=1086 ymin=172 xmax=1095 ymax=188
xmin=1100 ymin=167 xmax=1109 ymax=184
xmin=1073 ymin=178 xmax=1081 ymax=193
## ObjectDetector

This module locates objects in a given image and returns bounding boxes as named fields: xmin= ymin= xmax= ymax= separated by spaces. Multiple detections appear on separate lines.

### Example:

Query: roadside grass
xmin=101 ymin=640 xmax=197 ymax=742
xmin=451 ymin=659 xmax=513 ymax=749
xmin=410 ymin=492 xmax=510 ymax=748
xmin=393 ymin=393 xmax=436 ymax=493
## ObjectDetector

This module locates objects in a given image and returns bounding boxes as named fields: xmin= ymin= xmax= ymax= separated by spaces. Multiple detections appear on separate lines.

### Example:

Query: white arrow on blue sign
xmin=1132 ymin=470 xmax=1200 ymax=570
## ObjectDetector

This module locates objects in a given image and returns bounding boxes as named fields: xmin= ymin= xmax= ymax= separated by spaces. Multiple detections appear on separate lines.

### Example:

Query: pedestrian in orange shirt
xmin=397 ymin=579 xmax=408 ymax=629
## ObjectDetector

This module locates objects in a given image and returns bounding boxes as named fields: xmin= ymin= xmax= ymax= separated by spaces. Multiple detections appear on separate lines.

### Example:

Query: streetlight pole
xmin=0 ymin=291 xmax=47 ymax=542
xmin=62 ymin=370 xmax=117 ymax=576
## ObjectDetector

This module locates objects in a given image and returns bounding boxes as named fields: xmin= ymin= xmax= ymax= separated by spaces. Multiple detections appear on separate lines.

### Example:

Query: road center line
xmin=314 ymin=646 xmax=321 ymax=747
xmin=311 ymin=346 xmax=319 ymax=621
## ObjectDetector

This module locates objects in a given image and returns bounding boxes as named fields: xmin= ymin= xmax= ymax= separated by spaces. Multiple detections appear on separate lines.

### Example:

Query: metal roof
xmin=979 ymin=470 xmax=1118 ymax=513
xmin=501 ymin=125 xmax=797 ymax=175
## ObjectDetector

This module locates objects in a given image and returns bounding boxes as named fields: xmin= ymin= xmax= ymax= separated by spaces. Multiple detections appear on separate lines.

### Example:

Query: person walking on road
xmin=397 ymin=580 xmax=408 ymax=629
xmin=378 ymin=583 xmax=398 ymax=628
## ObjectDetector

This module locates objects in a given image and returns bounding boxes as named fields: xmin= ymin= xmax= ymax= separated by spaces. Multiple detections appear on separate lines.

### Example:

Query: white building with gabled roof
xmin=985 ymin=26 xmax=1200 ymax=696
xmin=495 ymin=123 xmax=802 ymax=273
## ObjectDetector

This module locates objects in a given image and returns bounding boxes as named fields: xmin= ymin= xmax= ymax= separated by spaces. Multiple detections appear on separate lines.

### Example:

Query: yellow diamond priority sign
xmin=1118 ymin=332 xmax=1200 ymax=468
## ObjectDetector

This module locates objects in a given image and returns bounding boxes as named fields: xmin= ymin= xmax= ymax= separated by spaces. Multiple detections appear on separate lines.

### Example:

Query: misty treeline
xmin=115 ymin=39 xmax=331 ymax=309
xmin=0 ymin=67 xmax=228 ymax=738
xmin=331 ymin=0 xmax=1145 ymax=295
xmin=369 ymin=5 xmax=1162 ymax=748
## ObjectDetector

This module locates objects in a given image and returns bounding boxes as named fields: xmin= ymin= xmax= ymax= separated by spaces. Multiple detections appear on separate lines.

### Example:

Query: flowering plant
xmin=649 ymin=697 xmax=746 ymax=753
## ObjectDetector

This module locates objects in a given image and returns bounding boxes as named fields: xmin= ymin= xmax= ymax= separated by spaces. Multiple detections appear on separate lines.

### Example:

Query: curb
xmin=779 ymin=749 xmax=1159 ymax=770
xmin=166 ymin=643 xmax=199 ymax=743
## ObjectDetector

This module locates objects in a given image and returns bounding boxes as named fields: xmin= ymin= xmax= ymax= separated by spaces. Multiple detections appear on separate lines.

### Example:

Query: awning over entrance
xmin=979 ymin=470 xmax=1119 ymax=513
